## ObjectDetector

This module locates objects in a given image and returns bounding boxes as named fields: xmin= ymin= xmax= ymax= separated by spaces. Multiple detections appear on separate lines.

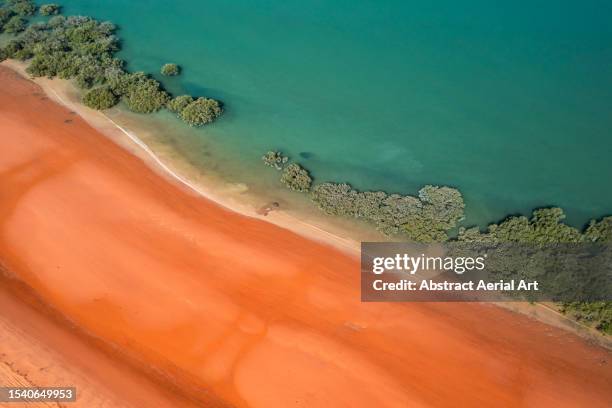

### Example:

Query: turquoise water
xmin=56 ymin=0 xmax=612 ymax=227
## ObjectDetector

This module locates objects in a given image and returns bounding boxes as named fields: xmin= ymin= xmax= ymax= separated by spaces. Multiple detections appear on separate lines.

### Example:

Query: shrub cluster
xmin=166 ymin=95 xmax=193 ymax=113
xmin=4 ymin=15 xmax=26 ymax=32
xmin=178 ymin=97 xmax=223 ymax=126
xmin=262 ymin=150 xmax=288 ymax=170
xmin=559 ymin=302 xmax=611 ymax=334
xmin=0 ymin=0 xmax=35 ymax=32
xmin=311 ymin=183 xmax=465 ymax=240
xmin=83 ymin=85 xmax=118 ymax=110
xmin=281 ymin=163 xmax=312 ymax=192
xmin=39 ymin=3 xmax=59 ymax=16
xmin=458 ymin=208 xmax=612 ymax=334
xmin=161 ymin=63 xmax=179 ymax=76
xmin=109 ymin=72 xmax=169 ymax=113
xmin=18 ymin=16 xmax=121 ymax=85
xmin=261 ymin=149 xmax=465 ymax=240
xmin=6 ymin=0 xmax=36 ymax=16
xmin=456 ymin=207 xmax=612 ymax=244
xmin=0 ymin=3 xmax=224 ymax=125
xmin=166 ymin=95 xmax=222 ymax=126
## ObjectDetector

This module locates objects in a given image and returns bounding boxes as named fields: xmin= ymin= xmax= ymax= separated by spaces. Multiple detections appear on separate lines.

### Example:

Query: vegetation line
xmin=263 ymin=150 xmax=612 ymax=334
xmin=0 ymin=0 xmax=222 ymax=126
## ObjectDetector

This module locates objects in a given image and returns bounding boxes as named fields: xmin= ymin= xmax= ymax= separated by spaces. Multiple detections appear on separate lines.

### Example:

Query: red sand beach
xmin=0 ymin=66 xmax=610 ymax=407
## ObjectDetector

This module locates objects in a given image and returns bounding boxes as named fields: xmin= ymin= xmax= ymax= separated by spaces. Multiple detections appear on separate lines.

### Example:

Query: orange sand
xmin=0 ymin=66 xmax=610 ymax=407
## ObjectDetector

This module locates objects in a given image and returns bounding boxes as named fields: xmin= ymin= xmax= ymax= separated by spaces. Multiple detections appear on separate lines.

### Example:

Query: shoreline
xmin=3 ymin=60 xmax=609 ymax=348
xmin=1 ymin=63 xmax=611 ymax=407
xmin=1 ymin=60 xmax=365 ymax=256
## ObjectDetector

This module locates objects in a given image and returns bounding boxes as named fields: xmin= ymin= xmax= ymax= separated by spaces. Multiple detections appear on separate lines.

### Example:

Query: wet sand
xmin=0 ymin=66 xmax=611 ymax=407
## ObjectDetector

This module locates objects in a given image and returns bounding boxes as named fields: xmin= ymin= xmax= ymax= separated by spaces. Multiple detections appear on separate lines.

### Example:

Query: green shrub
xmin=4 ymin=15 xmax=26 ymax=33
xmin=0 ymin=8 xmax=14 ymax=32
xmin=8 ymin=0 xmax=36 ymax=16
xmin=82 ymin=86 xmax=119 ymax=110
xmin=179 ymin=97 xmax=223 ymax=126
xmin=458 ymin=209 xmax=612 ymax=334
xmin=458 ymin=208 xmax=582 ymax=244
xmin=47 ymin=14 xmax=64 ymax=27
xmin=161 ymin=63 xmax=180 ymax=76
xmin=39 ymin=3 xmax=60 ymax=16
xmin=122 ymin=74 xmax=170 ymax=113
xmin=310 ymin=182 xmax=465 ymax=239
xmin=584 ymin=216 xmax=612 ymax=242
xmin=2 ymin=39 xmax=23 ymax=58
xmin=281 ymin=163 xmax=312 ymax=192
xmin=0 ymin=9 xmax=224 ymax=126
xmin=107 ymin=71 xmax=141 ymax=95
xmin=12 ymin=46 xmax=32 ymax=60
xmin=560 ymin=302 xmax=612 ymax=335
xmin=262 ymin=150 xmax=288 ymax=170
xmin=166 ymin=95 xmax=193 ymax=113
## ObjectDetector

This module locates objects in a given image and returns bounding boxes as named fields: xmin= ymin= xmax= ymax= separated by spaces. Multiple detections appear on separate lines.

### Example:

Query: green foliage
xmin=584 ymin=217 xmax=612 ymax=242
xmin=122 ymin=73 xmax=169 ymax=113
xmin=21 ymin=15 xmax=122 ymax=88
xmin=47 ymin=14 xmax=64 ymax=27
xmin=107 ymin=71 xmax=140 ymax=95
xmin=160 ymin=63 xmax=180 ymax=76
xmin=1 ymin=9 xmax=224 ymax=125
xmin=262 ymin=150 xmax=288 ymax=170
xmin=2 ymin=39 xmax=23 ymax=58
xmin=559 ymin=302 xmax=612 ymax=335
xmin=281 ymin=163 xmax=312 ymax=192
xmin=12 ymin=45 xmax=32 ymax=60
xmin=39 ymin=3 xmax=59 ymax=16
xmin=458 ymin=209 xmax=612 ymax=334
xmin=179 ymin=97 xmax=223 ymax=126
xmin=458 ymin=208 xmax=583 ymax=244
xmin=7 ymin=0 xmax=36 ymax=16
xmin=166 ymin=95 xmax=193 ymax=113
xmin=0 ymin=8 xmax=14 ymax=32
xmin=310 ymin=182 xmax=465 ymax=239
xmin=4 ymin=15 xmax=26 ymax=32
xmin=82 ymin=85 xmax=118 ymax=110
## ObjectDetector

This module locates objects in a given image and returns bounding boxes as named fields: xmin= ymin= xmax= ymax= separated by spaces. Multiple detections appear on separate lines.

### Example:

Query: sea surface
xmin=55 ymin=0 xmax=612 ymax=228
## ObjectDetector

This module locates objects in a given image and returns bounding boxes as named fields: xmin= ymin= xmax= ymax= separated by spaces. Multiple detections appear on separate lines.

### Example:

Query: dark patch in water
xmin=299 ymin=152 xmax=314 ymax=159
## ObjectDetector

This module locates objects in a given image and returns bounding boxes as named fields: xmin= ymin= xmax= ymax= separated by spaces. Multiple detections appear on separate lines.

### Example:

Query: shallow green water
xmin=56 ymin=0 xmax=612 ymax=227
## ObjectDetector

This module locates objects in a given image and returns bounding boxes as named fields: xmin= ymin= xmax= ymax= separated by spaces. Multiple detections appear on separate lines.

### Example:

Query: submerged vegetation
xmin=0 ymin=0 xmax=223 ymax=126
xmin=262 ymin=150 xmax=289 ymax=170
xmin=160 ymin=63 xmax=179 ymax=76
xmin=39 ymin=3 xmax=59 ymax=16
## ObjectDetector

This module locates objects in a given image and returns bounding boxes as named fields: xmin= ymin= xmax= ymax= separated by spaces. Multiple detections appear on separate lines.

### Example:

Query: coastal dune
xmin=0 ymin=66 xmax=611 ymax=407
